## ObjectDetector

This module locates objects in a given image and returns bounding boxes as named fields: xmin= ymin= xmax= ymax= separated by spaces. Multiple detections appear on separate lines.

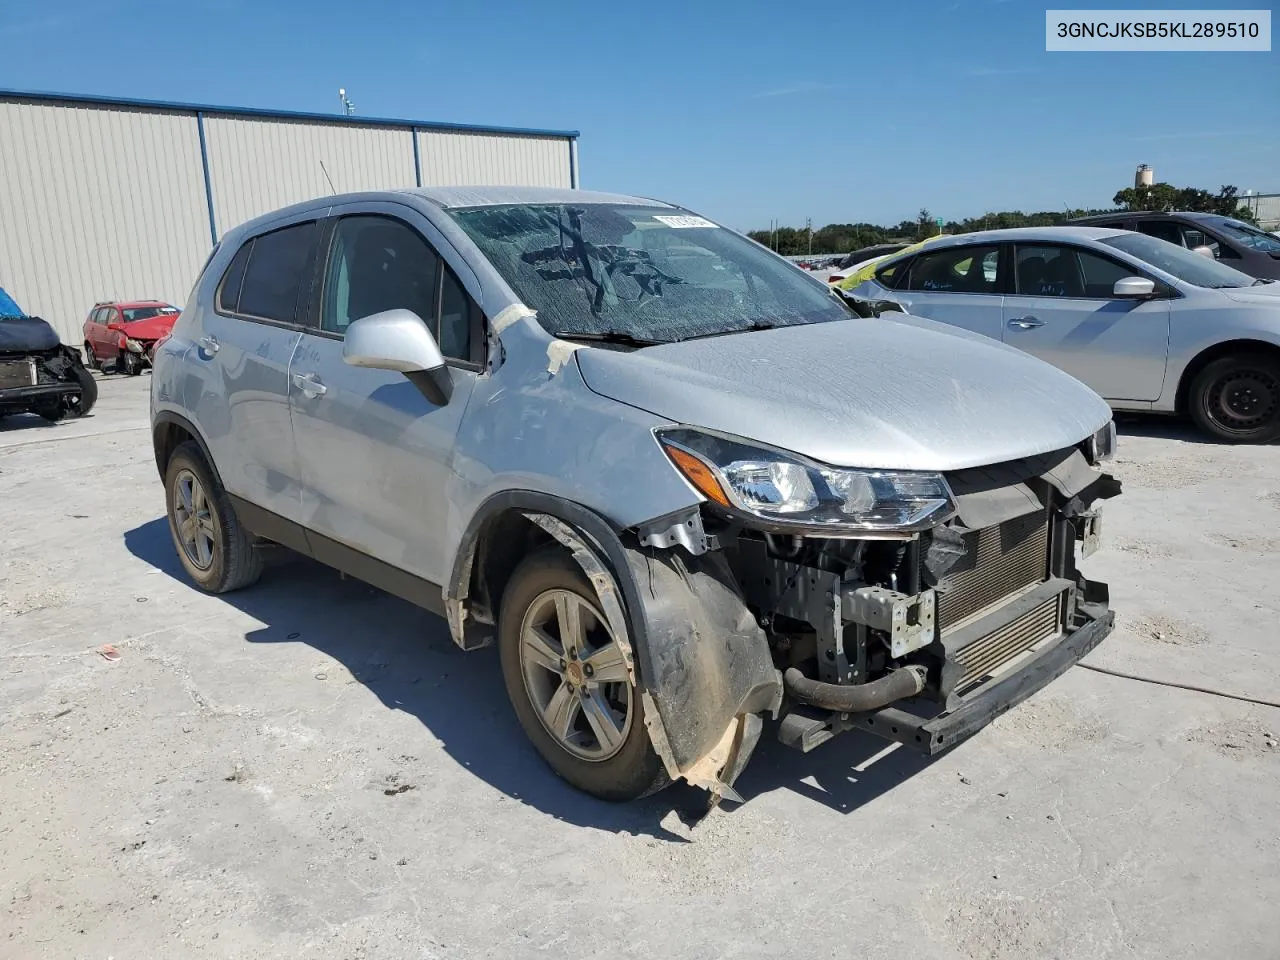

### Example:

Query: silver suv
xmin=151 ymin=187 xmax=1121 ymax=803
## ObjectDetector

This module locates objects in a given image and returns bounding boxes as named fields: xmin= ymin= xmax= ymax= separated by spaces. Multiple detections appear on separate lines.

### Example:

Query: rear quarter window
xmin=233 ymin=221 xmax=320 ymax=323
xmin=217 ymin=243 xmax=252 ymax=314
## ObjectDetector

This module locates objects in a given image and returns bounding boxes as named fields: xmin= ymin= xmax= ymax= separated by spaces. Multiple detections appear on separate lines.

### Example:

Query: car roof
xmin=97 ymin=299 xmax=173 ymax=308
xmin=1071 ymin=210 xmax=1223 ymax=224
xmin=225 ymin=186 xmax=683 ymax=242
xmin=894 ymin=226 xmax=1127 ymax=250
xmin=394 ymin=185 xmax=677 ymax=210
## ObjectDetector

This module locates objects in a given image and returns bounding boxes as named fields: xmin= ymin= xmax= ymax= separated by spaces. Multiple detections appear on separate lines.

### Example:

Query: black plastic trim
xmin=227 ymin=494 xmax=447 ymax=617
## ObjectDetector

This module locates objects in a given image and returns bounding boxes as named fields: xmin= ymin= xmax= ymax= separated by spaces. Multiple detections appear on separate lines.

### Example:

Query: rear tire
xmin=1189 ymin=354 xmax=1280 ymax=443
xmin=164 ymin=441 xmax=263 ymax=593
xmin=498 ymin=548 xmax=668 ymax=801
xmin=82 ymin=342 xmax=98 ymax=371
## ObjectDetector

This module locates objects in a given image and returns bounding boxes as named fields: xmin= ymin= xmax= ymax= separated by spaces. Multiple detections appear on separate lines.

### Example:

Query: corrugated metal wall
xmin=203 ymin=115 xmax=418 ymax=232
xmin=417 ymin=130 xmax=572 ymax=188
xmin=0 ymin=99 xmax=212 ymax=345
xmin=0 ymin=93 xmax=577 ymax=345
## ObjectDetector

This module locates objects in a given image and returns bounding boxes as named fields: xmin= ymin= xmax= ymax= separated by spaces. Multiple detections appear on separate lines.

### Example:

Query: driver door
xmin=1002 ymin=243 xmax=1170 ymax=402
xmin=289 ymin=205 xmax=482 ymax=587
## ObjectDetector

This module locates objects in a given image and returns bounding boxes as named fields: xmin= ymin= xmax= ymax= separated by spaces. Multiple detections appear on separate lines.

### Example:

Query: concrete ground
xmin=2 ymin=373 xmax=1278 ymax=960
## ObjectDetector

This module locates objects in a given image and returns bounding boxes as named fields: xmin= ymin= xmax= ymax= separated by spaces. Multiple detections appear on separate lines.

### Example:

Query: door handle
xmin=197 ymin=335 xmax=220 ymax=354
xmin=1007 ymin=317 xmax=1045 ymax=329
xmin=292 ymin=372 xmax=328 ymax=398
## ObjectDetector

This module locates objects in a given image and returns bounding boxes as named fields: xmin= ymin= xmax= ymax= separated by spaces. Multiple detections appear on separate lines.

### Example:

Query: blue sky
xmin=1 ymin=0 xmax=1276 ymax=230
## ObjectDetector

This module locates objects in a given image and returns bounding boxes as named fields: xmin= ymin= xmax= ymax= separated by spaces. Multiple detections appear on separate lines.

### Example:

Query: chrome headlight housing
xmin=1085 ymin=420 xmax=1116 ymax=463
xmin=657 ymin=427 xmax=955 ymax=535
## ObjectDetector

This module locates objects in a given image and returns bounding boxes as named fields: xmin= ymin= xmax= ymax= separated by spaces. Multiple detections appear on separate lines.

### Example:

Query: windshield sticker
xmin=654 ymin=215 xmax=719 ymax=229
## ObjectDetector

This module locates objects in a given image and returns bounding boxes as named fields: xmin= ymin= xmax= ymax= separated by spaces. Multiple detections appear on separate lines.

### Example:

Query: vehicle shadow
xmin=0 ymin=412 xmax=61 ymax=433
xmin=1114 ymin=414 xmax=1280 ymax=446
xmin=124 ymin=517 xmax=934 ymax=838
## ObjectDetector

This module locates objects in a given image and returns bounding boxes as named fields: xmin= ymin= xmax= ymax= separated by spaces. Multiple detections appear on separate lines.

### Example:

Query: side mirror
xmin=1113 ymin=277 xmax=1156 ymax=299
xmin=1191 ymin=245 xmax=1216 ymax=259
xmin=343 ymin=308 xmax=452 ymax=405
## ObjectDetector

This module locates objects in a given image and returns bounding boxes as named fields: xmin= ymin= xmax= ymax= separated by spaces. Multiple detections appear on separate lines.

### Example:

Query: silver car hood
xmin=1222 ymin=283 xmax=1280 ymax=304
xmin=575 ymin=314 xmax=1112 ymax=472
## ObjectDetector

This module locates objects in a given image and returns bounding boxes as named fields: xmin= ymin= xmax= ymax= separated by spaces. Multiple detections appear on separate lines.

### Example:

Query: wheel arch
xmin=1175 ymin=338 xmax=1280 ymax=414
xmin=446 ymin=490 xmax=625 ymax=651
xmin=152 ymin=411 xmax=222 ymax=486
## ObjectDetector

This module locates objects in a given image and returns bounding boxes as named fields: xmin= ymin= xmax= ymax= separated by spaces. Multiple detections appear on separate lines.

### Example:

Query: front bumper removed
xmin=778 ymin=592 xmax=1114 ymax=756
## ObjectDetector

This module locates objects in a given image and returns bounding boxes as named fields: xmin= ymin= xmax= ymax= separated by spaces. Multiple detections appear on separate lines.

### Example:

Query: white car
xmin=850 ymin=226 xmax=1280 ymax=442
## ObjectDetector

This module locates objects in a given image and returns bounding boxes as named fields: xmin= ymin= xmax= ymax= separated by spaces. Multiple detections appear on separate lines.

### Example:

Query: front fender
xmin=446 ymin=492 xmax=781 ymax=797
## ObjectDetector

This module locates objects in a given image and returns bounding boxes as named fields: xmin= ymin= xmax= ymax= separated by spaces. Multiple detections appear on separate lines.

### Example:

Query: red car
xmin=82 ymin=300 xmax=180 ymax=375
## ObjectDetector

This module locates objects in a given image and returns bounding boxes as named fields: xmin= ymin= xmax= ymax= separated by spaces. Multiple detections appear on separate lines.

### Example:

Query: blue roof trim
xmin=0 ymin=88 xmax=580 ymax=140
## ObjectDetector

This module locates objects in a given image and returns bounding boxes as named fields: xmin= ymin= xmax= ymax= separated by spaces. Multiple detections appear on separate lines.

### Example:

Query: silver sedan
xmin=850 ymin=226 xmax=1280 ymax=442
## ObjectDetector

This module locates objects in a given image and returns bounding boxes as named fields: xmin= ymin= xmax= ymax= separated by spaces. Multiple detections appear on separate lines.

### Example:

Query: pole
xmin=807 ymin=218 xmax=813 ymax=255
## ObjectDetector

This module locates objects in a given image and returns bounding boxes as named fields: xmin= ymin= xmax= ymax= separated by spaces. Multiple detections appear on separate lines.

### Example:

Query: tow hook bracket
xmin=843 ymin=585 xmax=937 ymax=658
xmin=1075 ymin=510 xmax=1103 ymax=558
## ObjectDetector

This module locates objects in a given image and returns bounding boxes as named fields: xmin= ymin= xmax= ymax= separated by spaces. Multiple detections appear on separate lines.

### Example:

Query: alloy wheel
xmin=518 ymin=588 xmax=633 ymax=761
xmin=173 ymin=468 xmax=217 ymax=570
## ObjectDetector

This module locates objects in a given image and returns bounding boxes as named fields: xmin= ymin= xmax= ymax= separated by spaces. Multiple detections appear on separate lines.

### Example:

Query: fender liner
xmin=447 ymin=491 xmax=782 ymax=796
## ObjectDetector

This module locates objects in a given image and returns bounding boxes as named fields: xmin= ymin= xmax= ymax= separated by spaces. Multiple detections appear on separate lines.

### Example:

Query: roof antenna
xmin=319 ymin=160 xmax=337 ymax=194
xmin=338 ymin=87 xmax=355 ymax=116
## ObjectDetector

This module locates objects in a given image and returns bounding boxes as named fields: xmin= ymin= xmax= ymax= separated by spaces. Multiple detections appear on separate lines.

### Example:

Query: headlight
xmin=1086 ymin=420 xmax=1116 ymax=463
xmin=125 ymin=338 xmax=145 ymax=353
xmin=657 ymin=428 xmax=954 ymax=534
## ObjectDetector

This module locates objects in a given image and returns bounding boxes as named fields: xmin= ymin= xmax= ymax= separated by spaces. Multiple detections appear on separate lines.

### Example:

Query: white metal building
xmin=0 ymin=89 xmax=580 ymax=345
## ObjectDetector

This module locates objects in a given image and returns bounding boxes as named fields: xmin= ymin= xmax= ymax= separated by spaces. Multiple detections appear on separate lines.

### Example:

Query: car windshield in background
xmin=1216 ymin=219 xmax=1280 ymax=254
xmin=451 ymin=204 xmax=849 ymax=343
xmin=1100 ymin=233 xmax=1256 ymax=289
xmin=121 ymin=306 xmax=175 ymax=322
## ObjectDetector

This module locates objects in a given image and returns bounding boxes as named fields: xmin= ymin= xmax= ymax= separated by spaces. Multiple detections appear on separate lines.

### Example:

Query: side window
xmin=89 ymin=308 xmax=105 ymax=325
xmin=876 ymin=260 xmax=905 ymax=289
xmin=906 ymin=245 xmax=1001 ymax=294
xmin=217 ymin=242 xmax=253 ymax=315
xmin=439 ymin=269 xmax=471 ymax=361
xmin=1137 ymin=220 xmax=1183 ymax=245
xmin=237 ymin=222 xmax=319 ymax=323
xmin=321 ymin=216 xmax=439 ymax=337
xmin=1076 ymin=250 xmax=1136 ymax=298
xmin=1014 ymin=245 xmax=1084 ymax=297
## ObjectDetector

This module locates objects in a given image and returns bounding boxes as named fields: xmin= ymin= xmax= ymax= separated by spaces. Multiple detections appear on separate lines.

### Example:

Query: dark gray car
xmin=1070 ymin=211 xmax=1280 ymax=281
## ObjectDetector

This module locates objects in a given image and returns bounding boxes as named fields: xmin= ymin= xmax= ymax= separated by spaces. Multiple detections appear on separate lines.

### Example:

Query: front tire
xmin=499 ymin=548 xmax=668 ymax=801
xmin=120 ymin=350 xmax=142 ymax=376
xmin=70 ymin=364 xmax=97 ymax=416
xmin=1189 ymin=354 xmax=1280 ymax=443
xmin=164 ymin=441 xmax=263 ymax=593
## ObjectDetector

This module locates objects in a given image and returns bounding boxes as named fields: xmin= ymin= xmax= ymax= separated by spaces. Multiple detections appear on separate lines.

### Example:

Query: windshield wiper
xmin=553 ymin=330 xmax=669 ymax=347
xmin=1253 ymin=278 xmax=1275 ymax=286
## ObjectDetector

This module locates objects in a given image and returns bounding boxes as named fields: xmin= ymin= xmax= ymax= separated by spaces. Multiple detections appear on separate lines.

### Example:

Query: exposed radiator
xmin=953 ymin=592 xmax=1064 ymax=694
xmin=932 ymin=503 xmax=1051 ymax=630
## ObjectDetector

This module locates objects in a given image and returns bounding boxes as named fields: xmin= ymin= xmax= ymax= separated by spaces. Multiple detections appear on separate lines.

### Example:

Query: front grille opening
xmin=930 ymin=501 xmax=1051 ymax=631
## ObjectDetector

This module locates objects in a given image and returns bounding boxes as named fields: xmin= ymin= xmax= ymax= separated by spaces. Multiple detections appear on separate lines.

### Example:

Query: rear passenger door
xmin=288 ymin=205 xmax=482 ymax=587
xmin=885 ymin=243 xmax=1006 ymax=341
xmin=189 ymin=216 xmax=320 ymax=524
xmin=1002 ymin=242 xmax=1169 ymax=402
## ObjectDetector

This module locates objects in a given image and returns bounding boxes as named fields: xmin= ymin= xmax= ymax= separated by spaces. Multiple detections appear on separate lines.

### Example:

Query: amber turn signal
xmin=661 ymin=443 xmax=731 ymax=507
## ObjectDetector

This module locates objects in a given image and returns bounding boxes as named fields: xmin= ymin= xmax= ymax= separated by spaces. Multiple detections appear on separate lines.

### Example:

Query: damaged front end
xmin=0 ymin=316 xmax=97 ymax=421
xmin=626 ymin=424 xmax=1120 ymax=793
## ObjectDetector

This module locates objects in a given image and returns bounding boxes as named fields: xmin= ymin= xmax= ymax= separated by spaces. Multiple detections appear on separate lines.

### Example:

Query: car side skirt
xmin=227 ymin=495 xmax=447 ymax=618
